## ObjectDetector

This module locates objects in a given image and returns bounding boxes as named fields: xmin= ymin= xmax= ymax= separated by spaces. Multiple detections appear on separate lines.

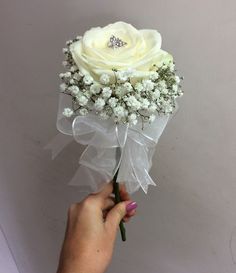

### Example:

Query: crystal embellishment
xmin=107 ymin=35 xmax=127 ymax=49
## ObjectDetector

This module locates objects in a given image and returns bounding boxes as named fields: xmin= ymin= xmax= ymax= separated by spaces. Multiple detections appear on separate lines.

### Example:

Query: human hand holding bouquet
xmin=52 ymin=21 xmax=183 ymax=241
xmin=57 ymin=182 xmax=136 ymax=273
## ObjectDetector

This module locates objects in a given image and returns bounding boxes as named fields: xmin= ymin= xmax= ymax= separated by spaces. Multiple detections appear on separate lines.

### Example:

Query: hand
xmin=56 ymin=181 xmax=137 ymax=273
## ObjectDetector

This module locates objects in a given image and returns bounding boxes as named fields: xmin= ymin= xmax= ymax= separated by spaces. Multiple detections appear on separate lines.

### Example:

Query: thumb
xmin=105 ymin=201 xmax=137 ymax=230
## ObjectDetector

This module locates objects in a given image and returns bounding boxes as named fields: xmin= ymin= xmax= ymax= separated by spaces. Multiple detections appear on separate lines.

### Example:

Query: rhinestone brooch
xmin=107 ymin=35 xmax=127 ymax=49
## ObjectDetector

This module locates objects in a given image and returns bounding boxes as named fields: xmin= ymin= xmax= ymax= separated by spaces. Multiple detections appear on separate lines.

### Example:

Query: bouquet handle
xmin=113 ymin=169 xmax=126 ymax=241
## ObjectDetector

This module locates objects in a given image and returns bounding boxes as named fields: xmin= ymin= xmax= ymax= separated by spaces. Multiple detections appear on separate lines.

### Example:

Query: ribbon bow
xmin=45 ymin=94 xmax=175 ymax=194
xmin=47 ymin=116 xmax=170 ymax=195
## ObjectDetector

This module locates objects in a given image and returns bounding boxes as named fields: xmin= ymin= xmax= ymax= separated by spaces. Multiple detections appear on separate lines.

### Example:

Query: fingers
xmin=101 ymin=182 xmax=136 ymax=222
xmin=91 ymin=181 xmax=129 ymax=201
xmin=105 ymin=199 xmax=137 ymax=232
xmin=118 ymin=183 xmax=137 ymax=221
xmin=84 ymin=181 xmax=114 ymax=209
xmin=84 ymin=181 xmax=137 ymax=224
xmin=95 ymin=181 xmax=114 ymax=199
xmin=102 ymin=196 xmax=115 ymax=210
xmin=119 ymin=183 xmax=131 ymax=201
xmin=83 ymin=191 xmax=115 ymax=212
xmin=102 ymin=195 xmax=137 ymax=223
xmin=105 ymin=201 xmax=130 ymax=230
xmin=123 ymin=209 xmax=137 ymax=222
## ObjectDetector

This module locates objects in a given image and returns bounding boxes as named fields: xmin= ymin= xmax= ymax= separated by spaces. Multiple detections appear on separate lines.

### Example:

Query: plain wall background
xmin=0 ymin=0 xmax=236 ymax=272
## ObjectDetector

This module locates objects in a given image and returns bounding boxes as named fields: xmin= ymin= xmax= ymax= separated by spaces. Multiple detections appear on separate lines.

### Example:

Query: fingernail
xmin=126 ymin=201 xmax=137 ymax=213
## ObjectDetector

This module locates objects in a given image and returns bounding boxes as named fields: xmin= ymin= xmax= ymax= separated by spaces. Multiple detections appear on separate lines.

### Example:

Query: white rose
xmin=69 ymin=21 xmax=173 ymax=83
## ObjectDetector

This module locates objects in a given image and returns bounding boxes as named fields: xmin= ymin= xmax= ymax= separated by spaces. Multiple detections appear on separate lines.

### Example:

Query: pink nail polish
xmin=126 ymin=201 xmax=137 ymax=213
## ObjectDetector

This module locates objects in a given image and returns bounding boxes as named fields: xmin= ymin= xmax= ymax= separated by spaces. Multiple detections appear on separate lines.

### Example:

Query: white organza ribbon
xmin=46 ymin=94 xmax=177 ymax=194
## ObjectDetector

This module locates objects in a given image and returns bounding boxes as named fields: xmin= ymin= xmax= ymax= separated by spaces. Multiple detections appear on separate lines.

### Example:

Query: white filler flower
xmin=83 ymin=74 xmax=93 ymax=85
xmin=142 ymin=79 xmax=155 ymax=91
xmin=62 ymin=108 xmax=73 ymax=117
xmin=90 ymin=84 xmax=101 ymax=94
xmin=113 ymin=105 xmax=126 ymax=119
xmin=102 ymin=87 xmax=112 ymax=98
xmin=100 ymin=73 xmax=110 ymax=84
xmin=128 ymin=113 xmax=138 ymax=125
xmin=108 ymin=97 xmax=118 ymax=108
xmin=94 ymin=98 xmax=105 ymax=111
xmin=77 ymin=95 xmax=88 ymax=106
xmin=68 ymin=85 xmax=80 ymax=96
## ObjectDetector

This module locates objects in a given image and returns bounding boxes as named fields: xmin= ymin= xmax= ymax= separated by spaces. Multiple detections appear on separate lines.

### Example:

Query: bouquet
xmin=52 ymin=21 xmax=183 ymax=241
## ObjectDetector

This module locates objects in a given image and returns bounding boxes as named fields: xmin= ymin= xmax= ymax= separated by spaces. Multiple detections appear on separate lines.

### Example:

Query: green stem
xmin=113 ymin=168 xmax=126 ymax=242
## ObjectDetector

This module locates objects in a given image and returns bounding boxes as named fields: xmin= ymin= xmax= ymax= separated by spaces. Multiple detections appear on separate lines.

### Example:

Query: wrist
xmin=57 ymin=250 xmax=108 ymax=273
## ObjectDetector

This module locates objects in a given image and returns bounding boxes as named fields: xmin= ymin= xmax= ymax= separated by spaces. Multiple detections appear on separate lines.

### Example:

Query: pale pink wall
xmin=0 ymin=0 xmax=236 ymax=272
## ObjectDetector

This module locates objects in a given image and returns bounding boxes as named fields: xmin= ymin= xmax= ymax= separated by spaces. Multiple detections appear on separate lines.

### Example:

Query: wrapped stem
xmin=113 ymin=168 xmax=126 ymax=241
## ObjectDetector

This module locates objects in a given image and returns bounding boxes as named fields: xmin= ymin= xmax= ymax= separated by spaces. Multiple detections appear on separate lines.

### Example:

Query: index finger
xmin=96 ymin=180 xmax=114 ymax=198
xmin=96 ymin=180 xmax=128 ymax=200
